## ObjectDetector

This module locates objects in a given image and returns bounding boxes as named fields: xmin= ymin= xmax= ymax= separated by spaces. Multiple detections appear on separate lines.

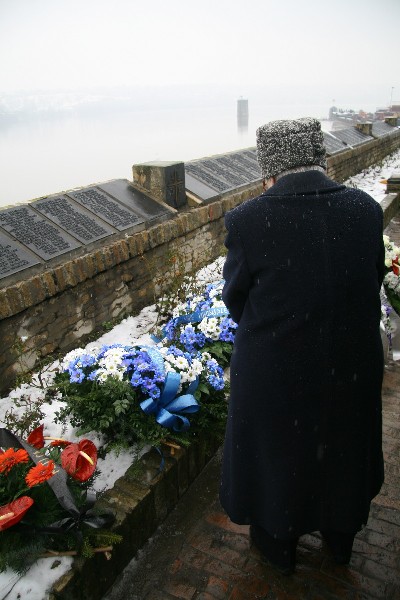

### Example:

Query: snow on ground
xmin=345 ymin=146 xmax=400 ymax=203
xmin=0 ymin=147 xmax=399 ymax=598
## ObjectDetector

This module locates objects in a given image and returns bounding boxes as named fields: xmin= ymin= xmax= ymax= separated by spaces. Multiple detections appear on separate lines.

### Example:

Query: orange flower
xmin=27 ymin=424 xmax=45 ymax=449
xmin=0 ymin=448 xmax=30 ymax=474
xmin=0 ymin=497 xmax=34 ymax=531
xmin=25 ymin=460 xmax=56 ymax=487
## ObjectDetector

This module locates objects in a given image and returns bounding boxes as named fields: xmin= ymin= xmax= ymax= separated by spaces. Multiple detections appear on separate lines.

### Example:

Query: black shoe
xmin=249 ymin=524 xmax=297 ymax=575
xmin=321 ymin=530 xmax=356 ymax=565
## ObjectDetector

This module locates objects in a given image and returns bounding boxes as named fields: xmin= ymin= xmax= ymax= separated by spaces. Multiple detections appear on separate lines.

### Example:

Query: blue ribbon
xmin=140 ymin=369 xmax=200 ymax=432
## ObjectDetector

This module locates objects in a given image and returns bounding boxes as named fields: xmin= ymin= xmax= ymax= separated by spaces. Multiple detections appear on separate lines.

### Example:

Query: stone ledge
xmin=49 ymin=435 xmax=221 ymax=600
xmin=382 ymin=193 xmax=400 ymax=229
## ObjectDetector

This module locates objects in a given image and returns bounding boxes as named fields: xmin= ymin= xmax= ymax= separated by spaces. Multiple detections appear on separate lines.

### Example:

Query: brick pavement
xmin=103 ymin=359 xmax=400 ymax=600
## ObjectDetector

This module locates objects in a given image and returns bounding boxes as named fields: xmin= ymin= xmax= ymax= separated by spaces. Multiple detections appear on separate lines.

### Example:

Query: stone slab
xmin=32 ymin=195 xmax=115 ymax=244
xmin=0 ymin=205 xmax=81 ymax=260
xmin=185 ymin=173 xmax=219 ymax=202
xmin=98 ymin=179 xmax=174 ymax=225
xmin=331 ymin=127 xmax=373 ymax=147
xmin=0 ymin=230 xmax=41 ymax=279
xmin=323 ymin=132 xmax=347 ymax=155
xmin=372 ymin=122 xmax=395 ymax=137
xmin=67 ymin=187 xmax=146 ymax=232
xmin=185 ymin=149 xmax=261 ymax=202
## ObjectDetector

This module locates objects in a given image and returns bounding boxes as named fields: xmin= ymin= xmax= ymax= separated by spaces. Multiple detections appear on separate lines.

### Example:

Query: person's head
xmin=256 ymin=117 xmax=327 ymax=189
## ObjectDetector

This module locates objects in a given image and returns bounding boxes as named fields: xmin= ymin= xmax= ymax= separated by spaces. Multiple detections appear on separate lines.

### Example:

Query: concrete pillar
xmin=356 ymin=122 xmax=372 ymax=136
xmin=132 ymin=162 xmax=187 ymax=209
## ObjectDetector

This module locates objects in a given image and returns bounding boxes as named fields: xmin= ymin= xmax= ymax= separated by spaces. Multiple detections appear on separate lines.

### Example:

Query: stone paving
xmin=103 ymin=357 xmax=400 ymax=600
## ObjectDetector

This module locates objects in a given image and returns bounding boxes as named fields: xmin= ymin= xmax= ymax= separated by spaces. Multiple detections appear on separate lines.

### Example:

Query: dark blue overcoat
xmin=220 ymin=170 xmax=385 ymax=538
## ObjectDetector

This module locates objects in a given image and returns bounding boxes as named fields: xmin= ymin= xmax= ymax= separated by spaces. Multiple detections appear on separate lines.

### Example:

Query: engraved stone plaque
xmin=98 ymin=179 xmax=174 ymax=225
xmin=68 ymin=187 xmax=145 ymax=231
xmin=331 ymin=127 xmax=372 ymax=148
xmin=0 ymin=206 xmax=81 ymax=260
xmin=322 ymin=132 xmax=347 ymax=155
xmin=32 ymin=195 xmax=114 ymax=244
xmin=185 ymin=149 xmax=261 ymax=202
xmin=372 ymin=122 xmax=394 ymax=137
xmin=0 ymin=230 xmax=41 ymax=279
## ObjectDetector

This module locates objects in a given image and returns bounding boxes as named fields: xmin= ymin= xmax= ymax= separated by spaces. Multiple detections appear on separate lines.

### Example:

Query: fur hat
xmin=256 ymin=117 xmax=327 ymax=180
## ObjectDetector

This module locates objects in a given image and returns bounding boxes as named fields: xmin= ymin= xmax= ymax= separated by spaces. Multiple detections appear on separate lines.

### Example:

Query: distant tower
xmin=237 ymin=97 xmax=249 ymax=132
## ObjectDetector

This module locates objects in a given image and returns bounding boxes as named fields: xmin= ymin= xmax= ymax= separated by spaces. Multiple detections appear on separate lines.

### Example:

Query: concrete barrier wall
xmin=0 ymin=128 xmax=400 ymax=394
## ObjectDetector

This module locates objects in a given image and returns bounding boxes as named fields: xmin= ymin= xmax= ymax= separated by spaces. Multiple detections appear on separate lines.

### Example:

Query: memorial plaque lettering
xmin=322 ymin=132 xmax=346 ymax=155
xmin=98 ymin=179 xmax=174 ymax=224
xmin=372 ymin=122 xmax=393 ymax=137
xmin=185 ymin=163 xmax=227 ymax=193
xmin=185 ymin=148 xmax=262 ymax=202
xmin=32 ymin=196 xmax=114 ymax=244
xmin=332 ymin=128 xmax=372 ymax=148
xmin=221 ymin=153 xmax=261 ymax=178
xmin=68 ymin=187 xmax=144 ymax=231
xmin=0 ymin=231 xmax=41 ymax=279
xmin=0 ymin=206 xmax=81 ymax=260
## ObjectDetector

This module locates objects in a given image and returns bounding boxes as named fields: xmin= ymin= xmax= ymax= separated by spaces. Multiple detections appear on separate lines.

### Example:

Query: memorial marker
xmin=98 ymin=179 xmax=174 ymax=224
xmin=68 ymin=187 xmax=145 ymax=232
xmin=0 ymin=206 xmax=81 ymax=260
xmin=185 ymin=149 xmax=262 ymax=202
xmin=322 ymin=132 xmax=347 ymax=155
xmin=32 ymin=195 xmax=114 ymax=244
xmin=332 ymin=127 xmax=372 ymax=148
xmin=0 ymin=230 xmax=41 ymax=279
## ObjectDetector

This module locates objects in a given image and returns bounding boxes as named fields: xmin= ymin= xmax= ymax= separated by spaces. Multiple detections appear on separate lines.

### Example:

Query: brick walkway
xmin=103 ymin=359 xmax=400 ymax=600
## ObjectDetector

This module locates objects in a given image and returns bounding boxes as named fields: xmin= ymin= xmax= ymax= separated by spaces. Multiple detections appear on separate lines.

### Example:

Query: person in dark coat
xmin=219 ymin=118 xmax=385 ymax=574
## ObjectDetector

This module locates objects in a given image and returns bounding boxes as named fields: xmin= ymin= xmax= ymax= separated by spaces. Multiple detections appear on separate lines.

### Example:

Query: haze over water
xmin=0 ymin=84 xmax=391 ymax=208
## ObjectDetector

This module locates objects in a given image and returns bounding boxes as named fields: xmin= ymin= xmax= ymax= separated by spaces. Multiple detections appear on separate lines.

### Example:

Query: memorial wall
xmin=0 ymin=121 xmax=399 ymax=393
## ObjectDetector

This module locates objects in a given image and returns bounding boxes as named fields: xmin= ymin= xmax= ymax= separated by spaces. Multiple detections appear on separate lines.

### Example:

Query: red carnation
xmin=61 ymin=439 xmax=97 ymax=482
xmin=0 ymin=497 xmax=34 ymax=531
xmin=392 ymin=258 xmax=399 ymax=276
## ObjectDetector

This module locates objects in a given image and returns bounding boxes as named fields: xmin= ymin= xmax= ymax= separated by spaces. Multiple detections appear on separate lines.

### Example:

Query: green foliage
xmin=54 ymin=374 xmax=171 ymax=450
xmin=53 ymin=366 xmax=229 ymax=451
xmin=385 ymin=285 xmax=400 ymax=317
xmin=201 ymin=341 xmax=233 ymax=369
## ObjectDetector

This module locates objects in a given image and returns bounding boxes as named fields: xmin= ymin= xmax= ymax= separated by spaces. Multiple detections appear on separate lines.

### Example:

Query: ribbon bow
xmin=140 ymin=371 xmax=200 ymax=432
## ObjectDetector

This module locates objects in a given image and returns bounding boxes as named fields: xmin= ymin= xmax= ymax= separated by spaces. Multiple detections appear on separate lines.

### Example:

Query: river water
xmin=0 ymin=97 xmax=349 ymax=208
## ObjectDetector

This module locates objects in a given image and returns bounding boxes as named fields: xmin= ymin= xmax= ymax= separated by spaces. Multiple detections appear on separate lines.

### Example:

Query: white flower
xmin=212 ymin=300 xmax=225 ymax=308
xmin=198 ymin=317 xmax=221 ymax=340
xmin=174 ymin=356 xmax=189 ymax=371
xmin=384 ymin=271 xmax=400 ymax=291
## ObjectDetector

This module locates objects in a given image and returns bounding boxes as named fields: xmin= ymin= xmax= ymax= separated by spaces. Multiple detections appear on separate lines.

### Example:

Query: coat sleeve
xmin=222 ymin=213 xmax=251 ymax=324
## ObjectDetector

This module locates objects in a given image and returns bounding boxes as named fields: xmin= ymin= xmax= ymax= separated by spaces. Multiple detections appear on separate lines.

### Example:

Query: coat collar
xmin=262 ymin=170 xmax=346 ymax=197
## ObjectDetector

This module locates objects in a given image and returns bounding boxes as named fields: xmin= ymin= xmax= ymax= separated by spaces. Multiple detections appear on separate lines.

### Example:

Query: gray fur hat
xmin=256 ymin=117 xmax=327 ymax=179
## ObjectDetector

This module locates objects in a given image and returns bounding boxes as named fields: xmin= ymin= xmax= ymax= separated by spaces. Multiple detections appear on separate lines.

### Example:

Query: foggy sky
xmin=0 ymin=0 xmax=399 ymax=100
